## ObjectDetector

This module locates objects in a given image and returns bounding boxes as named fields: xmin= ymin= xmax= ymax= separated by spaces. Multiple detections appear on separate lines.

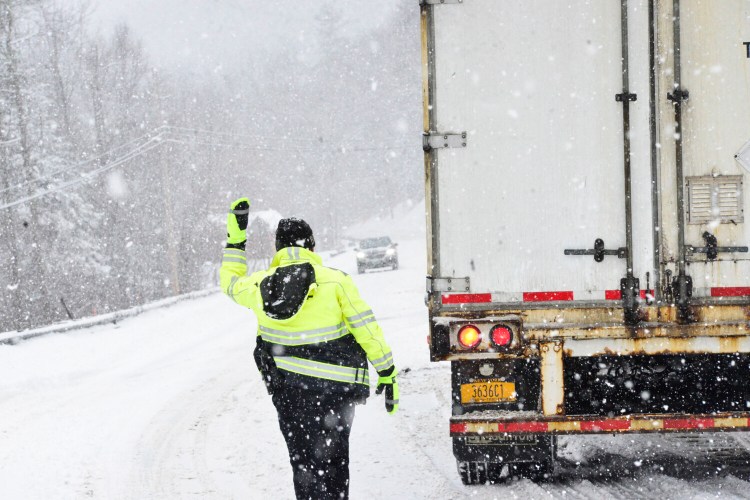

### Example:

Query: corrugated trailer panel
xmin=429 ymin=0 xmax=654 ymax=297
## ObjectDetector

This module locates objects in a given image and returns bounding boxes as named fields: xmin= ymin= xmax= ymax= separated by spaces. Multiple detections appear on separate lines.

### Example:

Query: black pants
xmin=272 ymin=386 xmax=357 ymax=500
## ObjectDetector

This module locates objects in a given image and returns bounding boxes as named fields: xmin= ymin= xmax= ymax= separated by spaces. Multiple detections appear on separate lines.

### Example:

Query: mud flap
xmin=453 ymin=434 xmax=556 ymax=482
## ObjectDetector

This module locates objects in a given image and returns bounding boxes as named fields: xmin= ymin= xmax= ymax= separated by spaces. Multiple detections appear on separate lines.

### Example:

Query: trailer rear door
xmin=426 ymin=0 xmax=654 ymax=301
xmin=656 ymin=0 xmax=750 ymax=297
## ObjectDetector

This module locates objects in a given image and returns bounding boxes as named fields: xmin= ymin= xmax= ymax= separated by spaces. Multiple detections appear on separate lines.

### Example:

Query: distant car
xmin=356 ymin=236 xmax=398 ymax=273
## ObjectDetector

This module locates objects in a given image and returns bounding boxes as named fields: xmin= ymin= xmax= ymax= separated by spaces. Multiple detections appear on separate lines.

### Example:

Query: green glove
xmin=226 ymin=197 xmax=250 ymax=246
xmin=375 ymin=366 xmax=399 ymax=414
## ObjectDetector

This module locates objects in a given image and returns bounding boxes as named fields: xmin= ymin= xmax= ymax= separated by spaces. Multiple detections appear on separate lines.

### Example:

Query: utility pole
xmin=159 ymin=146 xmax=181 ymax=295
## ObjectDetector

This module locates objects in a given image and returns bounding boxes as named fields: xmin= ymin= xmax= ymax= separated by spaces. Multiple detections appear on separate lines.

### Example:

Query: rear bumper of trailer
xmin=450 ymin=412 xmax=750 ymax=436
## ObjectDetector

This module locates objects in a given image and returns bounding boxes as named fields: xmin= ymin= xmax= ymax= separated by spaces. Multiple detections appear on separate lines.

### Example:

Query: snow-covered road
xmin=3 ymin=238 xmax=750 ymax=499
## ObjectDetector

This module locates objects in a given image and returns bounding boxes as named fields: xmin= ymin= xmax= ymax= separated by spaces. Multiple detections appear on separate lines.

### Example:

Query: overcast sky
xmin=85 ymin=0 xmax=400 ymax=71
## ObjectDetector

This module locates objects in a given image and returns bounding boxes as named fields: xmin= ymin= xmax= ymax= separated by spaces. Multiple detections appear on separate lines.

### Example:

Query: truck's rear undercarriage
xmin=435 ymin=303 xmax=750 ymax=483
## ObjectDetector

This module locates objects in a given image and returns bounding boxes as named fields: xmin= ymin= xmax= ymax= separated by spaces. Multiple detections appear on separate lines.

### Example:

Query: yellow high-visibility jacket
xmin=220 ymin=245 xmax=394 ymax=399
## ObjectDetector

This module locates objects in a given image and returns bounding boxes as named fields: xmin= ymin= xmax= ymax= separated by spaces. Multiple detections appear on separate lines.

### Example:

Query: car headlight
xmin=386 ymin=248 xmax=396 ymax=256
xmin=357 ymin=252 xmax=366 ymax=259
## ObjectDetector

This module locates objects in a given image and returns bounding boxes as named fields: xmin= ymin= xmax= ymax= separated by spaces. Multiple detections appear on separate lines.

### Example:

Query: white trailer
xmin=421 ymin=0 xmax=750 ymax=483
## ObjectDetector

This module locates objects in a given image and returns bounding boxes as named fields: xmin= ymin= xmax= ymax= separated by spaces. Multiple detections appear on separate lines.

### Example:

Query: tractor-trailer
xmin=420 ymin=0 xmax=750 ymax=483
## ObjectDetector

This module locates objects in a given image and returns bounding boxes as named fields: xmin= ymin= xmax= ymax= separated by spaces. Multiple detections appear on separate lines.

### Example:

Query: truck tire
xmin=457 ymin=460 xmax=488 ymax=485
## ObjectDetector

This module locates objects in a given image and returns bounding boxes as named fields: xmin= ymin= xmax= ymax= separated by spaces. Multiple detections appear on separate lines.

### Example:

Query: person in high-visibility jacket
xmin=220 ymin=197 xmax=398 ymax=500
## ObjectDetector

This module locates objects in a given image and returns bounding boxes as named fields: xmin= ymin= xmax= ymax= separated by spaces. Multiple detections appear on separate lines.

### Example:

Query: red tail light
xmin=490 ymin=324 xmax=513 ymax=347
xmin=457 ymin=325 xmax=481 ymax=349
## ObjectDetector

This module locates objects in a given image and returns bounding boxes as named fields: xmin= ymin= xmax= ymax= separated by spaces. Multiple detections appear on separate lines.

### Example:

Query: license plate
xmin=460 ymin=379 xmax=516 ymax=404
xmin=466 ymin=435 xmax=539 ymax=446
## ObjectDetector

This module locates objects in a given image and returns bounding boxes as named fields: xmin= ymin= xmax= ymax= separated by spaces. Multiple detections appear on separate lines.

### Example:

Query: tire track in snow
xmin=552 ymin=436 xmax=750 ymax=500
xmin=128 ymin=351 xmax=251 ymax=499
xmin=349 ymin=364 xmax=466 ymax=499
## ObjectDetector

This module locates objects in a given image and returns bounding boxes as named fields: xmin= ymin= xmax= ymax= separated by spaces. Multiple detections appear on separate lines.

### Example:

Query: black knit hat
xmin=275 ymin=217 xmax=315 ymax=251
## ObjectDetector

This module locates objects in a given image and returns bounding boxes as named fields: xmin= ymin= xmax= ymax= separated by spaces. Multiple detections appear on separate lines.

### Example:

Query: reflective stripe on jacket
xmin=220 ymin=246 xmax=394 ymax=399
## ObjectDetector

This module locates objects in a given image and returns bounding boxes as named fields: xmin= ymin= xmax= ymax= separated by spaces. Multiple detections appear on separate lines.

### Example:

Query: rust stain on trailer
xmin=420 ymin=6 xmax=430 ymax=132
xmin=718 ymin=336 xmax=741 ymax=353
xmin=531 ymin=322 xmax=749 ymax=343
xmin=594 ymin=338 xmax=692 ymax=356
xmin=689 ymin=305 xmax=750 ymax=323
xmin=436 ymin=305 xmax=750 ymax=360
xmin=540 ymin=342 xmax=564 ymax=416
xmin=562 ymin=336 xmax=749 ymax=357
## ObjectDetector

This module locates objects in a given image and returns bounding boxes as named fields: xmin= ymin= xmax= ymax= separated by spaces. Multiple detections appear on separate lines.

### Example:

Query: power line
xmin=0 ymin=139 xmax=163 ymax=210
xmin=0 ymin=126 xmax=417 ymax=210
xmin=165 ymin=126 xmax=415 ymax=150
xmin=163 ymin=137 xmax=413 ymax=153
xmin=0 ymin=127 xmax=168 ymax=196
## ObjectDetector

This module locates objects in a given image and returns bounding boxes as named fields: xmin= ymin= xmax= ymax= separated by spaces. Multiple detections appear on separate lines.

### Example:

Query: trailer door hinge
xmin=423 ymin=131 xmax=467 ymax=151
xmin=427 ymin=276 xmax=471 ymax=293
xmin=421 ymin=0 xmax=463 ymax=5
